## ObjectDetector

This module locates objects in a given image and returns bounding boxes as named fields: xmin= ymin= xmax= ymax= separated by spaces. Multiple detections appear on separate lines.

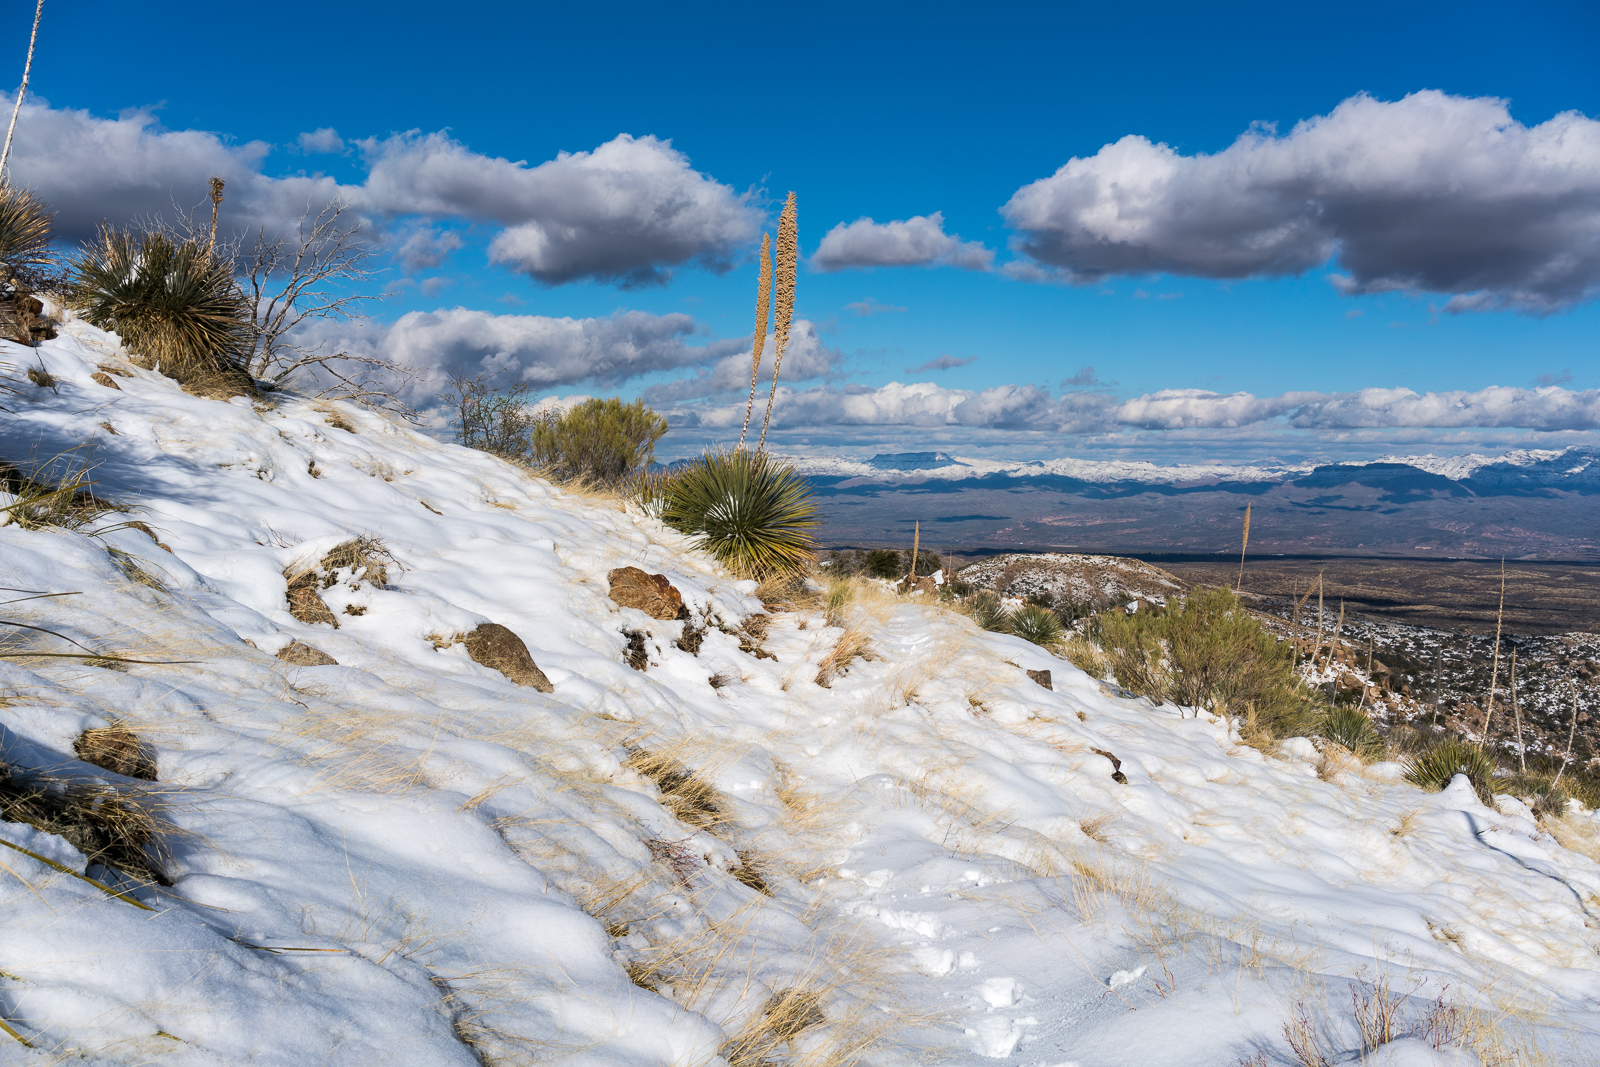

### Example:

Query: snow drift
xmin=1 ymin=317 xmax=1598 ymax=1065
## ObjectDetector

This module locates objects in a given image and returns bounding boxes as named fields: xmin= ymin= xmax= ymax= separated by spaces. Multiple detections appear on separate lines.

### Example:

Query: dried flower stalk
xmin=758 ymin=191 xmax=797 ymax=452
xmin=737 ymin=232 xmax=772 ymax=450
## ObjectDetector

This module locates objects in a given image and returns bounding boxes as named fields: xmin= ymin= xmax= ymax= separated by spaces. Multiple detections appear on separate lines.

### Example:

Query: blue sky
xmin=9 ymin=0 xmax=1600 ymax=461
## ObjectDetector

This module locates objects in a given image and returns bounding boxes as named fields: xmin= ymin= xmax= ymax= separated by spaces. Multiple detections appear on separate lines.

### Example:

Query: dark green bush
xmin=1321 ymin=706 xmax=1383 ymax=760
xmin=532 ymin=397 xmax=668 ymax=485
xmin=1403 ymin=737 xmax=1503 ymax=803
xmin=1091 ymin=586 xmax=1318 ymax=735
xmin=1011 ymin=604 xmax=1065 ymax=647
xmin=864 ymin=549 xmax=902 ymax=579
xmin=658 ymin=449 xmax=818 ymax=577
xmin=68 ymin=227 xmax=249 ymax=388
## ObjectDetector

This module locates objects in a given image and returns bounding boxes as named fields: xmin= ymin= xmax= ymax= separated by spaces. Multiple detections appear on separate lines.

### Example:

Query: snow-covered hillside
xmin=3 ymin=321 xmax=1600 ymax=1065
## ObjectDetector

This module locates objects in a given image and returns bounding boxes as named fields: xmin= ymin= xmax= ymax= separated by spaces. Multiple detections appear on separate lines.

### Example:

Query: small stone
xmin=277 ymin=641 xmax=338 ymax=666
xmin=607 ymin=566 xmax=685 ymax=621
xmin=462 ymin=623 xmax=554 ymax=692
xmin=1027 ymin=669 xmax=1053 ymax=690
xmin=90 ymin=371 xmax=121 ymax=389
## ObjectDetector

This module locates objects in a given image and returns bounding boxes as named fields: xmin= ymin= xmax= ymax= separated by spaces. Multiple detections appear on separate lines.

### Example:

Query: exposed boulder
xmin=1027 ymin=669 xmax=1053 ymax=691
xmin=277 ymin=641 xmax=338 ymax=666
xmin=463 ymin=623 xmax=554 ymax=692
xmin=607 ymin=566 xmax=685 ymax=620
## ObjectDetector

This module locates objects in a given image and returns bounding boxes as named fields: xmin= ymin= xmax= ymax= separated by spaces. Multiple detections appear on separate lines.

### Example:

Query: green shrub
xmin=1011 ymin=604 xmax=1065 ymax=647
xmin=1321 ymin=706 xmax=1383 ymax=760
xmin=658 ymin=449 xmax=818 ymax=578
xmin=68 ymin=227 xmax=249 ymax=388
xmin=531 ymin=397 xmax=668 ymax=485
xmin=968 ymin=591 xmax=1012 ymax=634
xmin=1091 ymin=587 xmax=1318 ymax=736
xmin=0 ymin=183 xmax=54 ymax=288
xmin=864 ymin=549 xmax=902 ymax=579
xmin=1403 ymin=737 xmax=1503 ymax=803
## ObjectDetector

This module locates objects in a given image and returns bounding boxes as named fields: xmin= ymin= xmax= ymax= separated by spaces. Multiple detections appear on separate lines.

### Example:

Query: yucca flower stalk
xmin=757 ymin=191 xmax=797 ymax=452
xmin=737 ymin=232 xmax=772 ymax=450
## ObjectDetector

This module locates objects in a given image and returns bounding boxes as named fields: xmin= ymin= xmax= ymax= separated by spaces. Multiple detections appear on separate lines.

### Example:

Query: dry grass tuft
xmin=625 ymin=747 xmax=726 ymax=830
xmin=815 ymin=625 xmax=872 ymax=688
xmin=74 ymin=721 xmax=157 ymax=780
xmin=0 ymin=770 xmax=174 ymax=887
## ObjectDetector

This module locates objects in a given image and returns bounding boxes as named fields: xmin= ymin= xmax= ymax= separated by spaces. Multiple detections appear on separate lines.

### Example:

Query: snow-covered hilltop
xmin=3 ymin=322 xmax=1600 ymax=1064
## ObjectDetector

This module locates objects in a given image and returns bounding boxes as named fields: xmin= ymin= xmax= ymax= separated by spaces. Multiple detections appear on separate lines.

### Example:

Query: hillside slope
xmin=1 ymin=322 xmax=1599 ymax=1064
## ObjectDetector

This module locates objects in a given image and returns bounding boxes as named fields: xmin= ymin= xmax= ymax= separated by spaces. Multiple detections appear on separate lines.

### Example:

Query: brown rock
xmin=607 ymin=566 xmax=685 ymax=620
xmin=90 ymin=371 xmax=121 ymax=389
xmin=287 ymin=585 xmax=339 ymax=626
xmin=462 ymin=623 xmax=554 ymax=692
xmin=277 ymin=641 xmax=338 ymax=666
xmin=1027 ymin=669 xmax=1053 ymax=690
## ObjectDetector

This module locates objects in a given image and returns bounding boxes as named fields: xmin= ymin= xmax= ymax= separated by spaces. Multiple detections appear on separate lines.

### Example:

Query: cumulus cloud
xmin=812 ymin=212 xmax=994 ymax=272
xmin=906 ymin=355 xmax=976 ymax=373
xmin=5 ymin=96 xmax=758 ymax=287
xmin=395 ymin=226 xmax=463 ymax=273
xmin=639 ymin=321 xmax=842 ymax=404
xmin=1002 ymin=91 xmax=1600 ymax=313
xmin=295 ymin=128 xmax=346 ymax=154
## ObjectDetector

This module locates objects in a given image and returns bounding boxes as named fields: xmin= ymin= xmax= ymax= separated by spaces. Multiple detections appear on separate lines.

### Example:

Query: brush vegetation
xmin=531 ymin=397 xmax=668 ymax=485
xmin=1404 ymin=737 xmax=1504 ymax=803
xmin=0 ymin=182 xmax=54 ymax=290
xmin=1090 ymin=587 xmax=1321 ymax=736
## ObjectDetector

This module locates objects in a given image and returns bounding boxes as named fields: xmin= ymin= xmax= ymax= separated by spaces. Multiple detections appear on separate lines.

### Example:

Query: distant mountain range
xmin=786 ymin=446 xmax=1600 ymax=560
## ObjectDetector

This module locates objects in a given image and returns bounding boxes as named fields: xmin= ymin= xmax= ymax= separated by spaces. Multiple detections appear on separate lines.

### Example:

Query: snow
xmin=2 ymin=322 xmax=1599 ymax=1064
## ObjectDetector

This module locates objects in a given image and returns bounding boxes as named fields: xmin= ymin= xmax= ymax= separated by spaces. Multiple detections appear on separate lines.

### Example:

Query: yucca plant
xmin=0 ymin=183 xmax=53 ymax=288
xmin=1321 ymin=706 xmax=1383 ymax=761
xmin=1011 ymin=603 xmax=1065 ymax=647
xmin=658 ymin=449 xmax=818 ymax=578
xmin=67 ymin=226 xmax=249 ymax=386
xmin=1403 ymin=737 xmax=1503 ymax=803
xmin=968 ymin=591 xmax=1012 ymax=634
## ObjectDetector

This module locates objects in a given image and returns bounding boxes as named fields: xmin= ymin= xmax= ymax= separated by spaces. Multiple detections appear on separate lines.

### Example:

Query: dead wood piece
xmin=1090 ymin=747 xmax=1129 ymax=785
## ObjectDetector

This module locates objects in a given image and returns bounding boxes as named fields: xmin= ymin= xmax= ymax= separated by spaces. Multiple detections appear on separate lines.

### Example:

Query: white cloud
xmin=295 ymin=128 xmax=346 ymax=154
xmin=1002 ymin=91 xmax=1600 ymax=313
xmin=640 ymin=321 xmax=842 ymax=403
xmin=1287 ymin=386 xmax=1600 ymax=430
xmin=4 ymin=96 xmax=758 ymax=287
xmin=812 ymin=212 xmax=994 ymax=272
xmin=360 ymin=131 xmax=760 ymax=287
xmin=395 ymin=226 xmax=463 ymax=272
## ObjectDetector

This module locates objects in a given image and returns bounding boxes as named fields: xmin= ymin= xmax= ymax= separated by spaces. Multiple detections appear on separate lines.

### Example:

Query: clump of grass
xmin=625 ymin=747 xmax=725 ymax=830
xmin=1404 ymin=736 xmax=1504 ymax=803
xmin=74 ymin=721 xmax=157 ymax=780
xmin=815 ymin=625 xmax=872 ymax=687
xmin=1092 ymin=586 xmax=1320 ymax=736
xmin=1320 ymin=706 xmax=1382 ymax=761
xmin=532 ymin=396 xmax=667 ymax=485
xmin=67 ymin=226 xmax=252 ymax=394
xmin=656 ymin=449 xmax=818 ymax=578
xmin=0 ymin=769 xmax=171 ymax=886
xmin=1010 ymin=603 xmax=1065 ymax=647
xmin=0 ymin=183 xmax=55 ymax=289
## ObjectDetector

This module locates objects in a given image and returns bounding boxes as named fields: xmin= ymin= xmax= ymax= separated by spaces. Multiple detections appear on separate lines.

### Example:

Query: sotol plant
xmin=658 ymin=449 xmax=818 ymax=578
xmin=68 ymin=226 xmax=249 ymax=386
xmin=1010 ymin=603 xmax=1066 ymax=648
xmin=1404 ymin=737 xmax=1503 ymax=802
xmin=0 ymin=183 xmax=53 ymax=289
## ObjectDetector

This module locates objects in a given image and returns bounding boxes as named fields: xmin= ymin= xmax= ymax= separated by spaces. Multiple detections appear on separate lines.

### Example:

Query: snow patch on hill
xmin=1 ymin=322 xmax=1599 ymax=1064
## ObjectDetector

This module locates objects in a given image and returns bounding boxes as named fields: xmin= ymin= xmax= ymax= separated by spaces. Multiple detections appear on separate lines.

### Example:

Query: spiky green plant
xmin=1321 ymin=706 xmax=1383 ymax=761
xmin=1010 ymin=603 xmax=1065 ymax=647
xmin=68 ymin=227 xmax=248 ymax=383
xmin=968 ymin=591 xmax=1012 ymax=634
xmin=658 ymin=449 xmax=818 ymax=578
xmin=1403 ymin=737 xmax=1503 ymax=803
xmin=0 ymin=183 xmax=53 ymax=286
xmin=530 ymin=396 xmax=667 ymax=484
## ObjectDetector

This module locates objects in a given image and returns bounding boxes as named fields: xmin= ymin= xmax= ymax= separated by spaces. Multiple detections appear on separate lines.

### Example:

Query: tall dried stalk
xmin=1510 ymin=649 xmax=1525 ymax=773
xmin=1481 ymin=558 xmax=1506 ymax=750
xmin=207 ymin=176 xmax=224 ymax=256
xmin=0 ymin=0 xmax=43 ymax=182
xmin=908 ymin=520 xmax=920 ymax=585
xmin=1554 ymin=683 xmax=1579 ymax=786
xmin=736 ymin=232 xmax=772 ymax=450
xmin=757 ymin=191 xmax=797 ymax=452
xmin=1236 ymin=503 xmax=1251 ymax=589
